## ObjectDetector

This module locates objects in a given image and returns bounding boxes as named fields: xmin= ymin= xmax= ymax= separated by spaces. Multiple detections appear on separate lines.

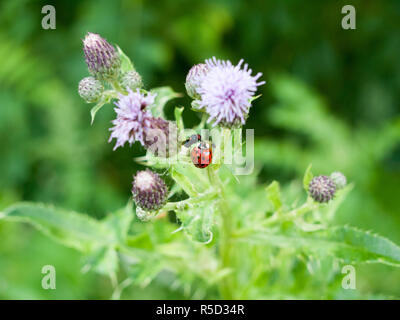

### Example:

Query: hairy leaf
xmin=1 ymin=202 xmax=116 ymax=252
xmin=244 ymin=226 xmax=400 ymax=267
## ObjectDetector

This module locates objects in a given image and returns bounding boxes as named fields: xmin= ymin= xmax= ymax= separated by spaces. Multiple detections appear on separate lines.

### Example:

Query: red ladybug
xmin=191 ymin=141 xmax=212 ymax=168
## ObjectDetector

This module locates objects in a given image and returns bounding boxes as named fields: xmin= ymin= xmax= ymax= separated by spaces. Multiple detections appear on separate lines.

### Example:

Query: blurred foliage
xmin=0 ymin=0 xmax=399 ymax=299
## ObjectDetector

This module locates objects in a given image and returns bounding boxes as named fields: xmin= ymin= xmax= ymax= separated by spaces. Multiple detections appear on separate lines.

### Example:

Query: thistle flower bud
xmin=144 ymin=118 xmax=178 ymax=158
xmin=308 ymin=175 xmax=336 ymax=203
xmin=132 ymin=169 xmax=168 ymax=212
xmin=185 ymin=63 xmax=209 ymax=99
xmin=82 ymin=32 xmax=121 ymax=80
xmin=330 ymin=171 xmax=347 ymax=190
xmin=120 ymin=70 xmax=143 ymax=91
xmin=78 ymin=77 xmax=104 ymax=103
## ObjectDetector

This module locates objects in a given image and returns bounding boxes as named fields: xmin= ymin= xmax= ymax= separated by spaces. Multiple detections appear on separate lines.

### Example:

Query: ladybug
xmin=191 ymin=141 xmax=212 ymax=168
xmin=183 ymin=134 xmax=201 ymax=148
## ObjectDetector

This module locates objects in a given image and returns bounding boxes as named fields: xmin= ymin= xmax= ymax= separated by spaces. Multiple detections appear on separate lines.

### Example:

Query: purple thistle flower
xmin=308 ymin=175 xmax=336 ymax=203
xmin=196 ymin=57 xmax=265 ymax=127
xmin=83 ymin=32 xmax=120 ymax=80
xmin=108 ymin=89 xmax=155 ymax=150
xmin=132 ymin=169 xmax=168 ymax=213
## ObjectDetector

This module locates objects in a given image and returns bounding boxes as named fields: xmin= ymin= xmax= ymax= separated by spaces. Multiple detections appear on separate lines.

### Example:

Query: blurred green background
xmin=0 ymin=0 xmax=399 ymax=299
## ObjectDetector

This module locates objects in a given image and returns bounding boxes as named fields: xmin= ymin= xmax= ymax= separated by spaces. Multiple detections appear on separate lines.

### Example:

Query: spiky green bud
xmin=120 ymin=70 xmax=143 ymax=91
xmin=78 ymin=77 xmax=104 ymax=103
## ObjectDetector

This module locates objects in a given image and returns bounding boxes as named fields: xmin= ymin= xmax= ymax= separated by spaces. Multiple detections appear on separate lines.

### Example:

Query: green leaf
xmin=103 ymin=201 xmax=134 ymax=243
xmin=170 ymin=167 xmax=198 ymax=197
xmin=0 ymin=202 xmax=116 ymax=252
xmin=244 ymin=226 xmax=400 ymax=267
xmin=82 ymin=246 xmax=119 ymax=276
xmin=116 ymin=45 xmax=134 ymax=73
xmin=266 ymin=181 xmax=282 ymax=211
xmin=128 ymin=257 xmax=163 ymax=288
xmin=176 ymin=205 xmax=214 ymax=243
xmin=303 ymin=164 xmax=313 ymax=191
xmin=149 ymin=86 xmax=182 ymax=118
xmin=126 ymin=233 xmax=154 ymax=251
xmin=174 ymin=106 xmax=184 ymax=134
xmin=90 ymin=99 xmax=106 ymax=125
xmin=90 ymin=90 xmax=117 ymax=124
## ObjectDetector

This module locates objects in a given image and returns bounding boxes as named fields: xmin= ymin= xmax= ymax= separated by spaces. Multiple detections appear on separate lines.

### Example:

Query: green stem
xmin=111 ymin=80 xmax=126 ymax=94
xmin=261 ymin=199 xmax=317 ymax=227
xmin=218 ymin=178 xmax=235 ymax=299
xmin=207 ymin=130 xmax=236 ymax=299
xmin=162 ymin=191 xmax=218 ymax=211
xmin=231 ymin=200 xmax=319 ymax=239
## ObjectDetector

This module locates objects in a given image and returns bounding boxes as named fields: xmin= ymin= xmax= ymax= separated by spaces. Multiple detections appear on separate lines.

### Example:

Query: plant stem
xmin=111 ymin=80 xmax=126 ymax=94
xmin=261 ymin=199 xmax=317 ymax=227
xmin=217 ymin=176 xmax=235 ymax=299
xmin=208 ymin=129 xmax=236 ymax=299
xmin=162 ymin=191 xmax=218 ymax=211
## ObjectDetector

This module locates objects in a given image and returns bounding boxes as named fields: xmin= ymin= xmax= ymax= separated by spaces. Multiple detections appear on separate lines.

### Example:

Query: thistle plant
xmin=2 ymin=32 xmax=400 ymax=300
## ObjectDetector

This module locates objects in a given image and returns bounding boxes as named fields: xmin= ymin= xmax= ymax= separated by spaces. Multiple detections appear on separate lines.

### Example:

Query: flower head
xmin=78 ymin=76 xmax=103 ymax=103
xmin=308 ymin=175 xmax=336 ymax=203
xmin=185 ymin=63 xmax=209 ymax=99
xmin=132 ymin=169 xmax=168 ymax=213
xmin=330 ymin=171 xmax=347 ymax=190
xmin=108 ymin=89 xmax=155 ymax=150
xmin=120 ymin=70 xmax=143 ymax=91
xmin=196 ymin=57 xmax=265 ymax=127
xmin=83 ymin=32 xmax=121 ymax=80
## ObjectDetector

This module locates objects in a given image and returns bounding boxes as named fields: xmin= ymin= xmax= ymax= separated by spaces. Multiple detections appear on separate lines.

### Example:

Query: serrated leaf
xmin=128 ymin=257 xmax=163 ymax=288
xmin=116 ymin=45 xmax=134 ymax=73
xmin=103 ymin=201 xmax=134 ymax=243
xmin=266 ymin=181 xmax=282 ymax=211
xmin=149 ymin=86 xmax=182 ymax=118
xmin=1 ymin=202 xmax=116 ymax=252
xmin=303 ymin=164 xmax=313 ymax=191
xmin=82 ymin=246 xmax=119 ymax=276
xmin=244 ymin=226 xmax=400 ymax=267
xmin=176 ymin=205 xmax=214 ymax=243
